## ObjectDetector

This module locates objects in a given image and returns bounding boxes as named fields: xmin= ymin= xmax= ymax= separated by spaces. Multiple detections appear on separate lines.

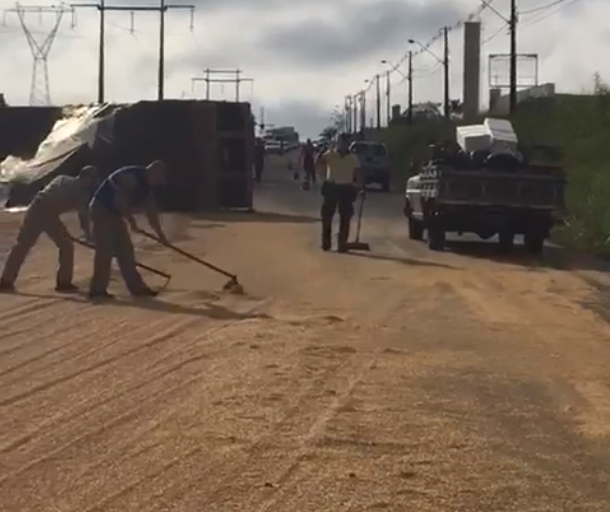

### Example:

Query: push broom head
xmin=346 ymin=241 xmax=371 ymax=251
xmin=222 ymin=278 xmax=245 ymax=295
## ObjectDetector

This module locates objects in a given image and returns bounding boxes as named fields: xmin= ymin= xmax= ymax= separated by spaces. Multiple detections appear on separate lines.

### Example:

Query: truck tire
xmin=524 ymin=233 xmax=545 ymax=255
xmin=498 ymin=231 xmax=515 ymax=254
xmin=408 ymin=218 xmax=424 ymax=240
xmin=427 ymin=226 xmax=446 ymax=251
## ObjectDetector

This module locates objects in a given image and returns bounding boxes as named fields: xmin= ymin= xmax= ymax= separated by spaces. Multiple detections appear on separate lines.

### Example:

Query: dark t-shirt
xmin=91 ymin=165 xmax=151 ymax=212
xmin=254 ymin=144 xmax=265 ymax=164
xmin=302 ymin=144 xmax=315 ymax=166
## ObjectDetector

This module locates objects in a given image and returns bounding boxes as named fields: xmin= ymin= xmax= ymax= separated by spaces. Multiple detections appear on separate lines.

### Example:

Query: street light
xmin=382 ymin=56 xmax=413 ymax=125
xmin=408 ymin=39 xmax=444 ymax=64
xmin=409 ymin=31 xmax=450 ymax=119
xmin=379 ymin=60 xmax=393 ymax=125
xmin=381 ymin=59 xmax=407 ymax=79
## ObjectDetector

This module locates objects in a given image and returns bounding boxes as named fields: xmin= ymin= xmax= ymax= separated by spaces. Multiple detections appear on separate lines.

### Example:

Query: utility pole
xmin=344 ymin=95 xmax=352 ymax=133
xmin=407 ymin=50 xmax=413 ymax=125
xmin=71 ymin=0 xmax=194 ymax=103
xmin=509 ymin=0 xmax=517 ymax=113
xmin=5 ymin=5 xmax=74 ymax=105
xmin=443 ymin=26 xmax=450 ymax=119
xmin=192 ymin=69 xmax=253 ymax=101
xmin=375 ymin=74 xmax=381 ymax=129
xmin=235 ymin=69 xmax=241 ymax=100
xmin=259 ymin=106 xmax=265 ymax=133
xmin=360 ymin=91 xmax=366 ymax=131
xmin=385 ymin=70 xmax=391 ymax=125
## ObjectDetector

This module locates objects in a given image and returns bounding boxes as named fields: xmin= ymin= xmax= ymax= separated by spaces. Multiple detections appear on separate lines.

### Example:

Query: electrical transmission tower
xmin=5 ymin=4 xmax=74 ymax=105
xmin=191 ymin=69 xmax=254 ymax=101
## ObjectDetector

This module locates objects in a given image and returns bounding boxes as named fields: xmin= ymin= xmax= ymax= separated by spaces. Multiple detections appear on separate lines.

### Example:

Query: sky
xmin=0 ymin=0 xmax=608 ymax=138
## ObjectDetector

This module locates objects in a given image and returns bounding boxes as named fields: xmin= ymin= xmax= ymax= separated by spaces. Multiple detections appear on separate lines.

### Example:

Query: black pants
xmin=320 ymin=182 xmax=356 ymax=251
xmin=303 ymin=158 xmax=316 ymax=184
xmin=254 ymin=160 xmax=264 ymax=182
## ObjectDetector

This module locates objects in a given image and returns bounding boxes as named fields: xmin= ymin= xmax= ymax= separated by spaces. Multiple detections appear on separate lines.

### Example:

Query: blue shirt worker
xmin=88 ymin=161 xmax=168 ymax=300
xmin=0 ymin=165 xmax=99 ymax=293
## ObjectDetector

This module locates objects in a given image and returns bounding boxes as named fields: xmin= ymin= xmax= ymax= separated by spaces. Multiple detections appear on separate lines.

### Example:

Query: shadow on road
xmin=348 ymin=251 xmax=458 ymax=269
xmin=578 ymin=278 xmax=610 ymax=326
xmin=446 ymin=239 xmax=610 ymax=273
xmin=18 ymin=291 xmax=270 ymax=320
xmin=187 ymin=210 xmax=319 ymax=225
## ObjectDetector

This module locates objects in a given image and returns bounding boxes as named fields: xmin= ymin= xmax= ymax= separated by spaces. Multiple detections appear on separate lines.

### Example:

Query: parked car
xmin=265 ymin=140 xmax=282 ymax=155
xmin=349 ymin=141 xmax=391 ymax=192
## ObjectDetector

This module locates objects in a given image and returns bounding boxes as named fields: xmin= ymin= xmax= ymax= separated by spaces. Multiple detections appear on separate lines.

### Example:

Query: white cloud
xmin=0 ymin=0 xmax=607 ymax=138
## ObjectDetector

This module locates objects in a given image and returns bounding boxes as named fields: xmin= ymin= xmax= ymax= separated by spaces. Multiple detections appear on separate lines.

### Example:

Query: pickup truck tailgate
xmin=436 ymin=170 xmax=565 ymax=209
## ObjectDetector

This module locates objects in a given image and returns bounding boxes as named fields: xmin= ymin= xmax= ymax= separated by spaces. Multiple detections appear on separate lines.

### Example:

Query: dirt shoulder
xmin=0 ymin=165 xmax=609 ymax=511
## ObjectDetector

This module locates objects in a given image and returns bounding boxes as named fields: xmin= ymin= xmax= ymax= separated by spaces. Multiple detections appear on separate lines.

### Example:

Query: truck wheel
xmin=524 ymin=233 xmax=545 ymax=255
xmin=408 ymin=218 xmax=424 ymax=240
xmin=498 ymin=231 xmax=515 ymax=254
xmin=427 ymin=226 xmax=445 ymax=251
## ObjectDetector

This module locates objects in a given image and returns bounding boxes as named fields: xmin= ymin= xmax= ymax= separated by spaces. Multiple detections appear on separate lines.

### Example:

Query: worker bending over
xmin=88 ymin=161 xmax=168 ymax=300
xmin=316 ymin=133 xmax=363 ymax=253
xmin=0 ymin=165 xmax=99 ymax=293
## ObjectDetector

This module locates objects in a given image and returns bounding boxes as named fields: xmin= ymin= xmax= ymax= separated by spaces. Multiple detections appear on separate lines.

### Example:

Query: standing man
xmin=0 ymin=165 xmax=99 ymax=293
xmin=316 ymin=133 xmax=363 ymax=253
xmin=88 ymin=161 xmax=168 ymax=300
xmin=253 ymin=138 xmax=265 ymax=183
xmin=299 ymin=138 xmax=316 ymax=190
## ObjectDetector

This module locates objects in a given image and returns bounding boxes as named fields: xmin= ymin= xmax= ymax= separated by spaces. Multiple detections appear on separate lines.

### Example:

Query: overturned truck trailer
xmin=0 ymin=100 xmax=255 ymax=211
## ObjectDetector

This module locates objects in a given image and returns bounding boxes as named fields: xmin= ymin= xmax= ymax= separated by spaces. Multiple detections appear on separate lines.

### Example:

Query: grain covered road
xmin=1 ymin=157 xmax=610 ymax=511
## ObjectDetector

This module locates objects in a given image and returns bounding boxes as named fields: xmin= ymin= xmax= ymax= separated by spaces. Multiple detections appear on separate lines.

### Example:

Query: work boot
xmin=321 ymin=224 xmax=332 ymax=251
xmin=132 ymin=287 xmax=158 ymax=298
xmin=321 ymin=235 xmax=332 ymax=251
xmin=0 ymin=280 xmax=15 ymax=293
xmin=88 ymin=290 xmax=116 ymax=300
xmin=337 ymin=236 xmax=349 ymax=254
xmin=55 ymin=283 xmax=80 ymax=293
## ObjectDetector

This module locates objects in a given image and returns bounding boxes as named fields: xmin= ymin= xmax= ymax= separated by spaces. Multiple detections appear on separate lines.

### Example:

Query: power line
xmin=191 ymin=69 xmax=254 ymax=101
xmin=520 ymin=0 xmax=570 ymax=15
xmin=520 ymin=0 xmax=582 ymax=29
xmin=71 ymin=0 xmax=195 ymax=103
xmin=345 ymin=0 xmax=502 ymax=129
xmin=482 ymin=23 xmax=507 ymax=45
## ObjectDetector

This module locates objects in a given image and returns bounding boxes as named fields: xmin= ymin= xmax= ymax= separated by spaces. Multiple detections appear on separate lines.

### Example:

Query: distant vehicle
xmin=265 ymin=140 xmax=282 ymax=155
xmin=314 ymin=141 xmax=329 ymax=155
xmin=403 ymin=128 xmax=566 ymax=254
xmin=349 ymin=141 xmax=391 ymax=192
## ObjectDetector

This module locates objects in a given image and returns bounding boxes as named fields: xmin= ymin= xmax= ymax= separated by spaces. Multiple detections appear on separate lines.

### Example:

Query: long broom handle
xmin=71 ymin=236 xmax=171 ymax=279
xmin=354 ymin=194 xmax=365 ymax=242
xmin=140 ymin=231 xmax=238 ymax=280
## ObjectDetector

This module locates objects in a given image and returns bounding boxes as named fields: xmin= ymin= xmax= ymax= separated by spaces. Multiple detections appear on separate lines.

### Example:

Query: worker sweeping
xmin=316 ymin=133 xmax=363 ymax=253
xmin=87 ymin=161 xmax=168 ymax=300
xmin=0 ymin=165 xmax=99 ymax=293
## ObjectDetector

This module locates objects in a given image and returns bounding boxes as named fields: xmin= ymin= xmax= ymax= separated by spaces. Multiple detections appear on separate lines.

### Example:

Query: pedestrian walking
xmin=299 ymin=138 xmax=317 ymax=189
